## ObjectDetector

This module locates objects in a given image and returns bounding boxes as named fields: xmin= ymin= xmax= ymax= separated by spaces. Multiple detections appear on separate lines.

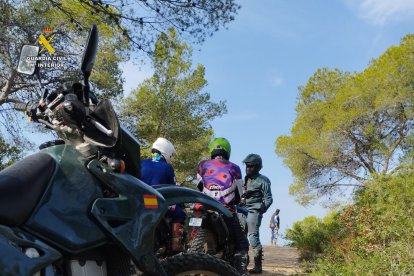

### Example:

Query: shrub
xmin=285 ymin=212 xmax=341 ymax=260
xmin=308 ymin=172 xmax=414 ymax=274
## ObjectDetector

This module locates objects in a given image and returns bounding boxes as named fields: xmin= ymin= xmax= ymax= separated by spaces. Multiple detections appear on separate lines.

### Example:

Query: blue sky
xmin=121 ymin=0 xmax=414 ymax=245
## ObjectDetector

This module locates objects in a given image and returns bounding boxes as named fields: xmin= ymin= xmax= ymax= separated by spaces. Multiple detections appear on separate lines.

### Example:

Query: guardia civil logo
xmin=25 ymin=27 xmax=68 ymax=69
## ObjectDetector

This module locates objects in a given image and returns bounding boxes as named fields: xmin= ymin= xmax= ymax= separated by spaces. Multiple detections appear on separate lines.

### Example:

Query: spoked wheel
xmin=161 ymin=253 xmax=239 ymax=276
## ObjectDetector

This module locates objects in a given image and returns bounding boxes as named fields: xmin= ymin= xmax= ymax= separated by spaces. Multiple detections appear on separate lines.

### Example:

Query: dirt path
xmin=135 ymin=246 xmax=304 ymax=275
xmin=247 ymin=246 xmax=304 ymax=275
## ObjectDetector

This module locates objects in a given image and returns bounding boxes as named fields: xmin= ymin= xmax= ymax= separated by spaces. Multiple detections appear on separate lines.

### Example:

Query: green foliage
xmin=285 ymin=212 xmax=341 ymax=259
xmin=122 ymin=29 xmax=227 ymax=184
xmin=276 ymin=34 xmax=414 ymax=205
xmin=289 ymin=173 xmax=414 ymax=275
xmin=0 ymin=137 xmax=20 ymax=170
xmin=44 ymin=0 xmax=240 ymax=54
xmin=43 ymin=0 xmax=129 ymax=99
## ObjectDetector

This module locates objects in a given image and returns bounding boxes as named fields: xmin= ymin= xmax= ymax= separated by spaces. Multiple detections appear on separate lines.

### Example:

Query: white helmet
xmin=152 ymin=137 xmax=176 ymax=164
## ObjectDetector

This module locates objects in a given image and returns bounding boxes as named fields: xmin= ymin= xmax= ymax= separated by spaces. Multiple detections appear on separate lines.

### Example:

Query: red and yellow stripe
xmin=143 ymin=194 xmax=158 ymax=209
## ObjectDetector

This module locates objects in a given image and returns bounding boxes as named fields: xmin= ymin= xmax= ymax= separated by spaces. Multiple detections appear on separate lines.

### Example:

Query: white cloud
xmin=270 ymin=76 xmax=284 ymax=87
xmin=349 ymin=0 xmax=414 ymax=25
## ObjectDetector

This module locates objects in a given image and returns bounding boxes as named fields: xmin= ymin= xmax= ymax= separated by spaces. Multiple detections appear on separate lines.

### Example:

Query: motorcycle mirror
xmin=17 ymin=45 xmax=39 ymax=75
xmin=81 ymin=24 xmax=98 ymax=81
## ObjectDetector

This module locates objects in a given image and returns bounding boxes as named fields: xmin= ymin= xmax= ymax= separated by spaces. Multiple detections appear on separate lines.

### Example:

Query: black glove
xmin=197 ymin=181 xmax=203 ymax=192
xmin=240 ymin=194 xmax=246 ymax=206
xmin=260 ymin=203 xmax=266 ymax=214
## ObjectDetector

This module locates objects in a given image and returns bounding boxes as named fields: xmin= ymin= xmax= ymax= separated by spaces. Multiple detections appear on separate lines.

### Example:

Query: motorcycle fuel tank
xmin=24 ymin=145 xmax=107 ymax=253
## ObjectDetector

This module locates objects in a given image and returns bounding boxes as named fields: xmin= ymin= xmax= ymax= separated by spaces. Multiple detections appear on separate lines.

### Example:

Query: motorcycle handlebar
xmin=13 ymin=101 xmax=39 ymax=120
xmin=13 ymin=102 xmax=29 ymax=112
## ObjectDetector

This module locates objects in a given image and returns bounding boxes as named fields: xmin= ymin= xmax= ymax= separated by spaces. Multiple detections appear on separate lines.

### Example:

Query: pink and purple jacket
xmin=197 ymin=159 xmax=242 ymax=213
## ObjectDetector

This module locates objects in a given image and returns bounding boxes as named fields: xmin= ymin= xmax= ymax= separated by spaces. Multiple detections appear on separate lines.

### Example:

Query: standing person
xmin=270 ymin=209 xmax=280 ymax=246
xmin=197 ymin=138 xmax=249 ymax=276
xmin=140 ymin=137 xmax=185 ymax=252
xmin=140 ymin=137 xmax=176 ymax=186
xmin=242 ymin=153 xmax=273 ymax=274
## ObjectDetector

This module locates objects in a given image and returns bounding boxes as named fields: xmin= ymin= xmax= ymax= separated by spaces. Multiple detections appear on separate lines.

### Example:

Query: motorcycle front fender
xmin=153 ymin=185 xmax=233 ymax=219
xmin=87 ymin=160 xmax=168 ymax=275
xmin=0 ymin=225 xmax=61 ymax=276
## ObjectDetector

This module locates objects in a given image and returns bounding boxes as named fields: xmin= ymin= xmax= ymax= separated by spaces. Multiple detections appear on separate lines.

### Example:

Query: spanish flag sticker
xmin=143 ymin=194 xmax=158 ymax=209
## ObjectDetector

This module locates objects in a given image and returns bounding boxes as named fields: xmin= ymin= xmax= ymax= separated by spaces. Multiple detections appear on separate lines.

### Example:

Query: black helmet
xmin=243 ymin=153 xmax=262 ymax=169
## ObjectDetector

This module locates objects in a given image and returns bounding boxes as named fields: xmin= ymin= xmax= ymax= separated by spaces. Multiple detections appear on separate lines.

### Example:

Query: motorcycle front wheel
xmin=161 ymin=253 xmax=239 ymax=276
xmin=188 ymin=228 xmax=217 ymax=255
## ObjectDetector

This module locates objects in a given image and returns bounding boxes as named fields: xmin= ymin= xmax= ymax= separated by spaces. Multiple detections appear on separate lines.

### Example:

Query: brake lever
xmin=38 ymin=119 xmax=55 ymax=129
xmin=47 ymin=93 xmax=64 ymax=110
xmin=88 ymin=117 xmax=113 ymax=136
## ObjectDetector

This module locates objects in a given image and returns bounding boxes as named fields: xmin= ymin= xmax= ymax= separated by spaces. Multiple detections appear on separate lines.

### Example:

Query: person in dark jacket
xmin=140 ymin=137 xmax=185 ymax=252
xmin=242 ymin=153 xmax=273 ymax=274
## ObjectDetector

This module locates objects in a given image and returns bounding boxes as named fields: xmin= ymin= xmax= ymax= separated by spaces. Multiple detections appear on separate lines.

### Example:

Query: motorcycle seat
xmin=0 ymin=153 xmax=55 ymax=226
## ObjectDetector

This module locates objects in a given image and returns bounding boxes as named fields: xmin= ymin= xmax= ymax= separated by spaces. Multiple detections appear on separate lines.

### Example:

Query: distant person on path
xmin=270 ymin=209 xmax=280 ymax=246
xmin=242 ymin=153 xmax=273 ymax=274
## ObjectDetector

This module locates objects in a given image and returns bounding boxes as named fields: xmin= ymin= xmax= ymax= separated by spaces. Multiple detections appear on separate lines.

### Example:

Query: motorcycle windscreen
xmin=111 ymin=126 xmax=141 ymax=178
xmin=84 ymin=99 xmax=119 ymax=147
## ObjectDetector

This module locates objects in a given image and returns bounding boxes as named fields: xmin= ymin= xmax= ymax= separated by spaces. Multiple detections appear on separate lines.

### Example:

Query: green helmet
xmin=209 ymin=138 xmax=231 ymax=160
